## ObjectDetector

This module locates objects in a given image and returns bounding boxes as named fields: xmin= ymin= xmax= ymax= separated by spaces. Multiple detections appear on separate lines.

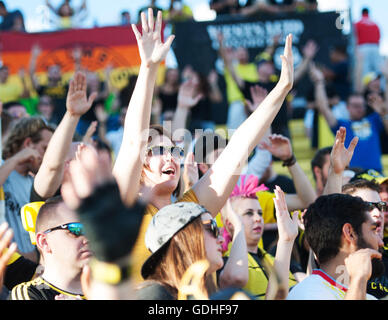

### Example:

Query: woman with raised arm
xmin=114 ymin=12 xmax=294 ymax=281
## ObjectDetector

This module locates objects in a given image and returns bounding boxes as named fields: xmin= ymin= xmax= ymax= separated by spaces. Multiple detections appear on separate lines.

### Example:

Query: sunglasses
xmin=43 ymin=222 xmax=85 ymax=237
xmin=146 ymin=145 xmax=184 ymax=159
xmin=202 ymin=219 xmax=220 ymax=239
xmin=366 ymin=201 xmax=387 ymax=212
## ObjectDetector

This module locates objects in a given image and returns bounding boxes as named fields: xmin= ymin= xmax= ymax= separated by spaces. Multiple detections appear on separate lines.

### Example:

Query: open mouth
xmin=162 ymin=168 xmax=176 ymax=176
xmin=376 ymin=220 xmax=382 ymax=233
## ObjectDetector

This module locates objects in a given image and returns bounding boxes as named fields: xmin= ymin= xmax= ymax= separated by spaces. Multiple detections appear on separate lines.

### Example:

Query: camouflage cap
xmin=141 ymin=202 xmax=209 ymax=279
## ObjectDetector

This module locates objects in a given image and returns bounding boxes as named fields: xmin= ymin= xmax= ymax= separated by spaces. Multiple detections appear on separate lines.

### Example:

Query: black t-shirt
xmin=190 ymin=96 xmax=213 ymax=122
xmin=367 ymin=246 xmax=388 ymax=299
xmin=136 ymin=282 xmax=175 ymax=300
xmin=30 ymin=181 xmax=61 ymax=203
xmin=158 ymin=90 xmax=178 ymax=113
xmin=8 ymin=277 xmax=85 ymax=300
xmin=240 ymin=79 xmax=290 ymax=137
xmin=3 ymin=254 xmax=38 ymax=291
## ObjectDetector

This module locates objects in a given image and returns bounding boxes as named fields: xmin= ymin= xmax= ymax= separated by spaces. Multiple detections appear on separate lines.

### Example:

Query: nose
xmin=253 ymin=212 xmax=262 ymax=223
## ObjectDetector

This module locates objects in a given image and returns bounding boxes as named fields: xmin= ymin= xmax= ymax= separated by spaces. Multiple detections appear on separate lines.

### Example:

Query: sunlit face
xmin=357 ymin=214 xmax=384 ymax=253
xmin=143 ymin=134 xmax=181 ymax=193
xmin=37 ymin=203 xmax=92 ymax=272
xmin=351 ymin=188 xmax=384 ymax=239
xmin=201 ymin=213 xmax=224 ymax=274
xmin=230 ymin=197 xmax=264 ymax=249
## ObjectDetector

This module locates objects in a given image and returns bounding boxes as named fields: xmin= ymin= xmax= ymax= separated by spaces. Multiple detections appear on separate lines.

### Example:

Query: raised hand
xmin=309 ymin=62 xmax=324 ymax=83
xmin=278 ymin=34 xmax=294 ymax=91
xmin=0 ymin=222 xmax=17 ymax=290
xmin=61 ymin=144 xmax=114 ymax=210
xmin=177 ymin=80 xmax=203 ymax=109
xmin=260 ymin=134 xmax=293 ymax=161
xmin=131 ymin=8 xmax=175 ymax=67
xmin=330 ymin=127 xmax=358 ymax=175
xmin=302 ymin=40 xmax=318 ymax=60
xmin=182 ymin=152 xmax=199 ymax=191
xmin=66 ymin=71 xmax=97 ymax=116
xmin=273 ymin=186 xmax=298 ymax=243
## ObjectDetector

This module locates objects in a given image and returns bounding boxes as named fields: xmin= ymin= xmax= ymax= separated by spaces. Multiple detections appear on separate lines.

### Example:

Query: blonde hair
xmin=3 ymin=116 xmax=54 ymax=159
xmin=142 ymin=217 xmax=216 ymax=299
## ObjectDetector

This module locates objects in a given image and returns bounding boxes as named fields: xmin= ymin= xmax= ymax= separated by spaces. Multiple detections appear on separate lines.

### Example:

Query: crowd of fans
xmin=0 ymin=0 xmax=388 ymax=302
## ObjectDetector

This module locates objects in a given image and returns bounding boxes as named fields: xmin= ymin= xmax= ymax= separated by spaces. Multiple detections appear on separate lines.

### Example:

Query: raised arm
xmin=309 ymin=63 xmax=338 ymax=128
xmin=260 ymin=134 xmax=317 ymax=210
xmin=323 ymin=127 xmax=358 ymax=195
xmin=33 ymin=71 xmax=97 ymax=199
xmin=193 ymin=34 xmax=294 ymax=217
xmin=217 ymin=32 xmax=245 ymax=89
xmin=294 ymin=40 xmax=318 ymax=85
xmin=266 ymin=186 xmax=299 ymax=299
xmin=112 ymin=9 xmax=174 ymax=206
xmin=218 ymin=199 xmax=248 ymax=289
xmin=171 ymin=79 xmax=203 ymax=136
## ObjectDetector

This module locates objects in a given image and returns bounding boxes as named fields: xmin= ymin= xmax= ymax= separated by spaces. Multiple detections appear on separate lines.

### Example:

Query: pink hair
xmin=229 ymin=174 xmax=268 ymax=199
xmin=221 ymin=175 xmax=268 ymax=252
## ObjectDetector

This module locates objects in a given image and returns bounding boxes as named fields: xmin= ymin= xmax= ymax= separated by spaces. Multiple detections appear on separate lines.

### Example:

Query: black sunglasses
xmin=202 ymin=219 xmax=220 ymax=239
xmin=146 ymin=145 xmax=184 ymax=159
xmin=366 ymin=201 xmax=387 ymax=212
xmin=43 ymin=222 xmax=85 ymax=237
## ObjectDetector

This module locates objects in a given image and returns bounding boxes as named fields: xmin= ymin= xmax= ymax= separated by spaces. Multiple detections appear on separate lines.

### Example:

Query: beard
xmin=357 ymin=237 xmax=385 ymax=279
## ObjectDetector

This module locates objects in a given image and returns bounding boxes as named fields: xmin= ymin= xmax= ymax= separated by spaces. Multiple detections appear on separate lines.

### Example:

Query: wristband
xmin=282 ymin=154 xmax=296 ymax=167
xmin=89 ymin=258 xmax=132 ymax=285
xmin=382 ymin=114 xmax=388 ymax=121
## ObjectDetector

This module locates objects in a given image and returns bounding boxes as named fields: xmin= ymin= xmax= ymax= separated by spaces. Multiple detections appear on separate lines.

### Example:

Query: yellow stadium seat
xmin=20 ymin=202 xmax=45 ymax=245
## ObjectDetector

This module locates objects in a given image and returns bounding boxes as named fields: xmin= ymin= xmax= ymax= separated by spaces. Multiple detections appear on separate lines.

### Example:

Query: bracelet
xmin=89 ymin=258 xmax=132 ymax=285
xmin=282 ymin=154 xmax=296 ymax=167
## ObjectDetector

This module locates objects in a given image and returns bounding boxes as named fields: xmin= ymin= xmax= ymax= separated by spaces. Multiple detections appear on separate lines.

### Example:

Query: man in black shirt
xmin=9 ymin=197 xmax=90 ymax=300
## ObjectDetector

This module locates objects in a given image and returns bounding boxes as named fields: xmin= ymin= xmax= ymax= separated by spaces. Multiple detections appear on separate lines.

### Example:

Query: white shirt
xmin=287 ymin=269 xmax=377 ymax=300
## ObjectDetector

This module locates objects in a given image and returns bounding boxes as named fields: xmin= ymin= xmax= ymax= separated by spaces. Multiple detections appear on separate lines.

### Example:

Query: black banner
xmin=173 ymin=11 xmax=348 ymax=123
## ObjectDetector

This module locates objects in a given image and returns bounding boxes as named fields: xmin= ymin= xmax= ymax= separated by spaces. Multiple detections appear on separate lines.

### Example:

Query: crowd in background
xmin=0 ymin=0 xmax=387 ymax=302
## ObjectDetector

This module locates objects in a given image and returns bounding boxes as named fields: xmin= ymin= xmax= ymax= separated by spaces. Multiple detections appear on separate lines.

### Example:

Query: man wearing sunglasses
xmin=9 ymin=196 xmax=91 ymax=300
xmin=342 ymin=179 xmax=388 ymax=299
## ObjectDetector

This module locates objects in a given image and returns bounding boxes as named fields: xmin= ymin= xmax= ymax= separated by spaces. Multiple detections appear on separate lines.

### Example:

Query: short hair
xmin=0 ymin=1 xmax=5 ymax=9
xmin=2 ymin=116 xmax=55 ymax=159
xmin=310 ymin=146 xmax=331 ymax=180
xmin=35 ymin=196 xmax=64 ymax=233
xmin=362 ymin=7 xmax=369 ymax=15
xmin=342 ymin=179 xmax=381 ymax=194
xmin=304 ymin=193 xmax=369 ymax=265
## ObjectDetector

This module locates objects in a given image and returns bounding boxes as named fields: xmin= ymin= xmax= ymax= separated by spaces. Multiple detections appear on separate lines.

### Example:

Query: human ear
xmin=35 ymin=232 xmax=51 ymax=254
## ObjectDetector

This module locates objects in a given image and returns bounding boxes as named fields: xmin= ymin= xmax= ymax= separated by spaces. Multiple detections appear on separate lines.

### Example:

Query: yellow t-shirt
xmin=130 ymin=189 xmax=199 ymax=284
xmin=224 ymin=63 xmax=259 ymax=104
xmin=0 ymin=79 xmax=23 ymax=103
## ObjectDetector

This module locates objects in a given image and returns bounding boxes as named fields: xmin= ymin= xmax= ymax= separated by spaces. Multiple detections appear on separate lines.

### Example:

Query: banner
xmin=173 ymin=11 xmax=348 ymax=122
xmin=0 ymin=24 xmax=165 ymax=90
